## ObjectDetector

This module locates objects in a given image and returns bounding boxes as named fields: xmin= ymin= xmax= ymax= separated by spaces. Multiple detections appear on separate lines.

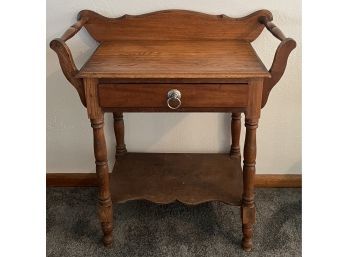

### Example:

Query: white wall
xmin=47 ymin=0 xmax=301 ymax=174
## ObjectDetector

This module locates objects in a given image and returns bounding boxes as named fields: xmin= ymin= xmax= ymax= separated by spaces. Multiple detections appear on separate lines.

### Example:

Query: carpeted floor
xmin=47 ymin=188 xmax=301 ymax=257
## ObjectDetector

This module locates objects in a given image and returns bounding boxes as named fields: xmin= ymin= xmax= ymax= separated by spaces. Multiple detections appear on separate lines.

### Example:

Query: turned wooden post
xmin=241 ymin=78 xmax=262 ymax=251
xmin=91 ymin=117 xmax=113 ymax=247
xmin=113 ymin=112 xmax=127 ymax=157
xmin=84 ymin=78 xmax=113 ymax=247
xmin=230 ymin=113 xmax=241 ymax=157
xmin=241 ymin=118 xmax=258 ymax=251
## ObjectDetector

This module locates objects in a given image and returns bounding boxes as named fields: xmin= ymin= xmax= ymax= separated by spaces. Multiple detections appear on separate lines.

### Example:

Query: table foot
xmin=242 ymin=223 xmax=253 ymax=251
xmin=101 ymin=223 xmax=113 ymax=247
xmin=98 ymin=197 xmax=113 ymax=247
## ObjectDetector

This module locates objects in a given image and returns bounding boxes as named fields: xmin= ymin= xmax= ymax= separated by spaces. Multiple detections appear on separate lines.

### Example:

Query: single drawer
xmin=98 ymin=84 xmax=249 ymax=109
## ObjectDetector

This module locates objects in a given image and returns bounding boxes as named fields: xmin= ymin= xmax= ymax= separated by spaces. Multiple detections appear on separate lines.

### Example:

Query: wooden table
xmin=50 ymin=9 xmax=296 ymax=251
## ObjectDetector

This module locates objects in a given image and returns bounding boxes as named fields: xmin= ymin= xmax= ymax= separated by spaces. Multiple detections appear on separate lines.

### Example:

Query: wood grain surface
xmin=98 ymin=83 xmax=249 ymax=109
xmin=77 ymin=40 xmax=270 ymax=79
xmin=78 ymin=9 xmax=272 ymax=42
xmin=110 ymin=153 xmax=243 ymax=205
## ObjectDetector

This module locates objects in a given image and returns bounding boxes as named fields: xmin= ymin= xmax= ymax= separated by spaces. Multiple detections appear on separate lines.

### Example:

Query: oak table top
xmin=50 ymin=9 xmax=296 ymax=252
xmin=77 ymin=40 xmax=270 ymax=79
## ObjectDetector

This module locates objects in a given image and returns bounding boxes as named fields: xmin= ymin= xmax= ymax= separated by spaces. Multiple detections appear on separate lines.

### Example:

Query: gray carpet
xmin=47 ymin=188 xmax=301 ymax=257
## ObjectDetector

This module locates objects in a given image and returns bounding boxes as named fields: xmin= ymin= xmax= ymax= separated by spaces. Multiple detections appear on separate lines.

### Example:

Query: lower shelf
xmin=110 ymin=153 xmax=243 ymax=205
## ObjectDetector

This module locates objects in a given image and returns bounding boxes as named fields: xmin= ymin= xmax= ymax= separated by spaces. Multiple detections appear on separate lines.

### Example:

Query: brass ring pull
xmin=167 ymin=89 xmax=182 ymax=109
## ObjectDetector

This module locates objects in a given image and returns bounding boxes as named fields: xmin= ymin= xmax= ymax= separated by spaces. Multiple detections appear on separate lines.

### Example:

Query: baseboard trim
xmin=254 ymin=174 xmax=301 ymax=188
xmin=46 ymin=173 xmax=301 ymax=188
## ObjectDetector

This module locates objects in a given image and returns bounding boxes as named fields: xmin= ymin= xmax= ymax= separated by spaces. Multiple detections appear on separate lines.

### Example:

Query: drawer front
xmin=98 ymin=84 xmax=249 ymax=109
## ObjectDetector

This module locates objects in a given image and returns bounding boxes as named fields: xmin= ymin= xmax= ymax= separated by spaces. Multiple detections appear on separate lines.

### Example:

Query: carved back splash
xmin=78 ymin=9 xmax=272 ymax=42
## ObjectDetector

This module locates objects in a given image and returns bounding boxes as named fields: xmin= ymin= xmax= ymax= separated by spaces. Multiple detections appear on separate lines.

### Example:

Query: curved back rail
xmin=78 ymin=9 xmax=272 ymax=42
xmin=259 ymin=16 xmax=296 ymax=108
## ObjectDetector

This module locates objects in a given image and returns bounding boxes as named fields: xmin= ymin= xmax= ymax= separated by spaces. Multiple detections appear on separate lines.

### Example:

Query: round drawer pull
xmin=167 ymin=89 xmax=182 ymax=109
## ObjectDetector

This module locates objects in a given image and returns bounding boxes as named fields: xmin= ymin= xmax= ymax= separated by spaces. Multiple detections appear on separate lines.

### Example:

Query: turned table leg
xmin=113 ymin=112 xmax=127 ymax=157
xmin=230 ymin=113 xmax=241 ymax=158
xmin=241 ymin=118 xmax=258 ymax=251
xmin=91 ymin=116 xmax=113 ymax=247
